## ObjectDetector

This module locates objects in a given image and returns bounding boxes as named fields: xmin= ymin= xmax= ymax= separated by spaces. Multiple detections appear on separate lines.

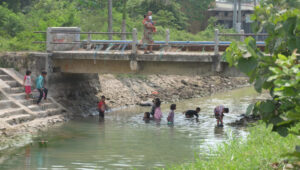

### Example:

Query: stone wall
xmin=0 ymin=52 xmax=49 ymax=81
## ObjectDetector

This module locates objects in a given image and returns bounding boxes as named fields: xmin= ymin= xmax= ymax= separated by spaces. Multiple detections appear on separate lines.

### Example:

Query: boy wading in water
xmin=183 ymin=107 xmax=201 ymax=119
xmin=23 ymin=70 xmax=32 ymax=100
xmin=98 ymin=96 xmax=106 ymax=120
xmin=36 ymin=71 xmax=48 ymax=105
xmin=214 ymin=105 xmax=229 ymax=127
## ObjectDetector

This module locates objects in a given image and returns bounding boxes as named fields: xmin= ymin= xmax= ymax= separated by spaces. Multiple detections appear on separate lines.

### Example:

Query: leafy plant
xmin=224 ymin=0 xmax=300 ymax=160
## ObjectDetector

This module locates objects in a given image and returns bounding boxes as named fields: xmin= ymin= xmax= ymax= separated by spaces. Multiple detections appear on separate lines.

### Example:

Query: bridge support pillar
xmin=130 ymin=60 xmax=140 ymax=71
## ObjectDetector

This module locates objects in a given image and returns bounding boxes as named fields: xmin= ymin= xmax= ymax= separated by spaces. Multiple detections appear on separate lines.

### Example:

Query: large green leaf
xmin=246 ymin=104 xmax=255 ymax=115
xmin=237 ymin=57 xmax=258 ymax=74
xmin=254 ymin=76 xmax=266 ymax=93
xmin=260 ymin=100 xmax=276 ymax=113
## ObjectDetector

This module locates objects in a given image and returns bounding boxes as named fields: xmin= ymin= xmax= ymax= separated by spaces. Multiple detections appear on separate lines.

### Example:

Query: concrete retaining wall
xmin=0 ymin=52 xmax=49 ymax=81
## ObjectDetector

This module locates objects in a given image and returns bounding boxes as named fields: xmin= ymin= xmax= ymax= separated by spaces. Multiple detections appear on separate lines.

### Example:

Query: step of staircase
xmin=34 ymin=108 xmax=63 ymax=118
xmin=0 ymin=75 xmax=12 ymax=81
xmin=19 ymin=98 xmax=52 ymax=106
xmin=4 ymin=80 xmax=21 ymax=88
xmin=0 ymin=100 xmax=19 ymax=110
xmin=10 ymin=93 xmax=26 ymax=100
xmin=5 ymin=114 xmax=34 ymax=126
xmin=4 ymin=87 xmax=24 ymax=94
xmin=0 ymin=108 xmax=26 ymax=118
xmin=0 ymin=70 xmax=6 ymax=75
xmin=27 ymin=103 xmax=57 ymax=112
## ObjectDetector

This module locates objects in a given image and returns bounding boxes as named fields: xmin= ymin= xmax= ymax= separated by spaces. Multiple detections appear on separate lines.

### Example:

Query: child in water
xmin=23 ymin=70 xmax=32 ymax=100
xmin=167 ymin=104 xmax=176 ymax=124
xmin=214 ymin=105 xmax=229 ymax=127
xmin=143 ymin=112 xmax=151 ymax=123
xmin=154 ymin=99 xmax=162 ymax=120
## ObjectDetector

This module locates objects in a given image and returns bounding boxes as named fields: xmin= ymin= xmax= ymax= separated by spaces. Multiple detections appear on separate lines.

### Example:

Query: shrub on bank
xmin=168 ymin=123 xmax=299 ymax=170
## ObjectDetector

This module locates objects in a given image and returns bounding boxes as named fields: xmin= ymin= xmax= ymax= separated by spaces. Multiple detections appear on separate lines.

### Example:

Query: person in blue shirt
xmin=36 ymin=71 xmax=48 ymax=105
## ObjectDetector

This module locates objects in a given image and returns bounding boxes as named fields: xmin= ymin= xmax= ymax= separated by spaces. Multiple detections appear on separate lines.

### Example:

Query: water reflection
xmin=0 ymin=87 xmax=268 ymax=170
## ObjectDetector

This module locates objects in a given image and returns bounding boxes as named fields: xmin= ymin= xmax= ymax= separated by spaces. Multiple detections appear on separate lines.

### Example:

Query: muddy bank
xmin=97 ymin=74 xmax=249 ymax=108
xmin=49 ymin=73 xmax=249 ymax=116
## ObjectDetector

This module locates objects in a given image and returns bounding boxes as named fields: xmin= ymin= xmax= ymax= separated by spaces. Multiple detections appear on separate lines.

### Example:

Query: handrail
xmin=218 ymin=33 xmax=268 ymax=36
xmin=33 ymin=31 xmax=131 ymax=35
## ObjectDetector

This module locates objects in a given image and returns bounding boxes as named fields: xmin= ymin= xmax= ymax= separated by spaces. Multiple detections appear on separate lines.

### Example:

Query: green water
xmin=0 ymin=87 xmax=267 ymax=170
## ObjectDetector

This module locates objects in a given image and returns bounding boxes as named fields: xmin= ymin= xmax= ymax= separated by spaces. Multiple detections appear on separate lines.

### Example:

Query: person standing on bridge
xmin=142 ymin=15 xmax=155 ymax=54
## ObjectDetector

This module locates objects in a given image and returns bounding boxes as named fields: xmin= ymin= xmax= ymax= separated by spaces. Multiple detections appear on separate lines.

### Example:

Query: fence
xmin=213 ymin=29 xmax=268 ymax=72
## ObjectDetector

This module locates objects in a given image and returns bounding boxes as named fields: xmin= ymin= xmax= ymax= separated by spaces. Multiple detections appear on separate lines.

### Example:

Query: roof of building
xmin=208 ymin=2 xmax=254 ymax=11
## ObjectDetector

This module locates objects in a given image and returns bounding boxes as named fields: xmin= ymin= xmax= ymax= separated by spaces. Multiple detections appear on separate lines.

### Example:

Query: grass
xmin=167 ymin=123 xmax=299 ymax=170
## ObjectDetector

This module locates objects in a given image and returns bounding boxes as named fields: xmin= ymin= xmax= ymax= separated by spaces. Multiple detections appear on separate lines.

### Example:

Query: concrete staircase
xmin=0 ymin=68 xmax=68 ymax=130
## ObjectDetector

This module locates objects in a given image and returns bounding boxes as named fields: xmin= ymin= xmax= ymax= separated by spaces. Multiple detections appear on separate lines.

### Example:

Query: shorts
xmin=143 ymin=32 xmax=153 ymax=45
xmin=215 ymin=113 xmax=224 ymax=120
xmin=25 ymin=86 xmax=31 ymax=94
xmin=99 ymin=110 xmax=105 ymax=118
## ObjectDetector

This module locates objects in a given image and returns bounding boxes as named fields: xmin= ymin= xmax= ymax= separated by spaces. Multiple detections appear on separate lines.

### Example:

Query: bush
xmin=169 ymin=123 xmax=299 ymax=170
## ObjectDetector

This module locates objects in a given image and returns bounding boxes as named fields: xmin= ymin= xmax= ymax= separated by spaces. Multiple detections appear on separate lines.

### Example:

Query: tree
xmin=108 ymin=0 xmax=113 ymax=40
xmin=121 ymin=0 xmax=127 ymax=40
xmin=224 ymin=0 xmax=300 ymax=159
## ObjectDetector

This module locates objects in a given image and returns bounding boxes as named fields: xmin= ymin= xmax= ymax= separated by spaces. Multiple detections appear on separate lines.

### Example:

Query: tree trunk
xmin=108 ymin=0 xmax=113 ymax=40
xmin=121 ymin=0 xmax=127 ymax=40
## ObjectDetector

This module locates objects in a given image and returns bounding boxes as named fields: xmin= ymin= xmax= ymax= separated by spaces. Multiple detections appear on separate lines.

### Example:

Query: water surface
xmin=0 ymin=87 xmax=267 ymax=169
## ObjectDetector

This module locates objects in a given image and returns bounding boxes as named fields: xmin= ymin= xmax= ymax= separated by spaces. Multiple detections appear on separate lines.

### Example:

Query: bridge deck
xmin=51 ymin=51 xmax=224 ymax=63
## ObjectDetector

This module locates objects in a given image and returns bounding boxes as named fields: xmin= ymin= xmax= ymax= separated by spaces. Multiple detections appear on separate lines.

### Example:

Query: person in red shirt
xmin=98 ymin=96 xmax=106 ymax=120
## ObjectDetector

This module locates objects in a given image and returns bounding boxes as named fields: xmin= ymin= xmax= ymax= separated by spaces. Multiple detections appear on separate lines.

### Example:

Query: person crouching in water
xmin=183 ymin=107 xmax=200 ymax=119
xmin=36 ymin=71 xmax=48 ymax=105
xmin=154 ymin=99 xmax=162 ymax=120
xmin=143 ymin=112 xmax=151 ymax=123
xmin=167 ymin=104 xmax=176 ymax=124
xmin=214 ymin=105 xmax=229 ymax=127
xmin=98 ymin=96 xmax=106 ymax=120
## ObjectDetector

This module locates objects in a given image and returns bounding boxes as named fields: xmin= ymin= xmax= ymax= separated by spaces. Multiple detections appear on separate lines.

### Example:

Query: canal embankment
xmin=0 ymin=52 xmax=249 ymax=152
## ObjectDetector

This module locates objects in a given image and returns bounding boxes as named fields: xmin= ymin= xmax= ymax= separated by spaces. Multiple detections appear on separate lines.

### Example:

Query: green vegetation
xmin=168 ymin=123 xmax=300 ymax=169
xmin=224 ymin=0 xmax=300 ymax=161
xmin=0 ymin=0 xmax=235 ymax=52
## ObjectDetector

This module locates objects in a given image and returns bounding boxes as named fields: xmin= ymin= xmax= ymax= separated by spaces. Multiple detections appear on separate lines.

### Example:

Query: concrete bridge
xmin=34 ymin=27 xmax=267 ymax=76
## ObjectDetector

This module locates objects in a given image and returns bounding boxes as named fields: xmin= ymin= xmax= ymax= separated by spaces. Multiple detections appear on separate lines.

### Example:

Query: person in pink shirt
xmin=214 ymin=105 xmax=229 ymax=127
xmin=23 ymin=70 xmax=32 ymax=100
xmin=154 ymin=99 xmax=162 ymax=120
xmin=167 ymin=104 xmax=176 ymax=124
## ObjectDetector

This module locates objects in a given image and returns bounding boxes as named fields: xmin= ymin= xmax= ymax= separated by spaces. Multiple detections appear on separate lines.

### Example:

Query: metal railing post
xmin=214 ymin=29 xmax=222 ymax=72
xmin=166 ymin=29 xmax=170 ymax=45
xmin=46 ymin=27 xmax=52 ymax=52
xmin=214 ymin=29 xmax=219 ymax=56
xmin=240 ymin=29 xmax=245 ymax=42
xmin=132 ymin=28 xmax=137 ymax=54
xmin=87 ymin=31 xmax=92 ymax=50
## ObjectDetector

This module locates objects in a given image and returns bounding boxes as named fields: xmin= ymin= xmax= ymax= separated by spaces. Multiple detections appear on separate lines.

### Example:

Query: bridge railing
xmin=214 ymin=29 xmax=268 ymax=72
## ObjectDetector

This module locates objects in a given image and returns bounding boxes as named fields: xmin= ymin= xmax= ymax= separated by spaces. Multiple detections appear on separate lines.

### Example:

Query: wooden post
xmin=214 ymin=29 xmax=219 ymax=56
xmin=132 ymin=28 xmax=137 ymax=54
xmin=240 ymin=29 xmax=245 ymax=41
xmin=166 ymin=29 xmax=170 ymax=45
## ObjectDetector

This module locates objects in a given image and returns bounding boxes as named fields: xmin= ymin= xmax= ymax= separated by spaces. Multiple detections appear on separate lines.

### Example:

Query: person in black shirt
xmin=183 ymin=107 xmax=201 ymax=118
